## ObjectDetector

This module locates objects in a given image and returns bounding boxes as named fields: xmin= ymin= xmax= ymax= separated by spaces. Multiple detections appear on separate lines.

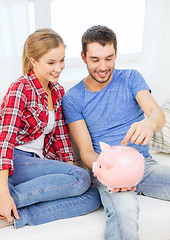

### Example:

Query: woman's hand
xmin=67 ymin=160 xmax=75 ymax=165
xmin=0 ymin=191 xmax=19 ymax=222
xmin=0 ymin=170 xmax=19 ymax=222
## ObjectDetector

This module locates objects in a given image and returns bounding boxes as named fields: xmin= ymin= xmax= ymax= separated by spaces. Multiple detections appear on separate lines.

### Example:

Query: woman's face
xmin=31 ymin=45 xmax=65 ymax=84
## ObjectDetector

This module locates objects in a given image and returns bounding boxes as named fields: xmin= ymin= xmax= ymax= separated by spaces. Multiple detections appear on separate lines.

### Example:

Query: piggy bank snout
xmin=92 ymin=162 xmax=98 ymax=174
xmin=92 ymin=161 xmax=102 ymax=175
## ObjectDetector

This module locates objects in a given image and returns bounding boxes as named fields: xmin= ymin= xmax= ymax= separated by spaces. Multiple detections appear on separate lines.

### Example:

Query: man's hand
xmin=94 ymin=173 xmax=136 ymax=193
xmin=121 ymin=118 xmax=155 ymax=146
xmin=0 ymin=191 xmax=19 ymax=222
xmin=111 ymin=187 xmax=136 ymax=193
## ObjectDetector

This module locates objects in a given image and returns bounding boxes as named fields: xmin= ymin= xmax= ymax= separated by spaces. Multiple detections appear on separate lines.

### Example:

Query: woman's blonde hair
xmin=22 ymin=28 xmax=65 ymax=75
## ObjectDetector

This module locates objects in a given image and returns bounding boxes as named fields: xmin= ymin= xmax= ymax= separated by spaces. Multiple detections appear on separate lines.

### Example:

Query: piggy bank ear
xmin=99 ymin=142 xmax=111 ymax=152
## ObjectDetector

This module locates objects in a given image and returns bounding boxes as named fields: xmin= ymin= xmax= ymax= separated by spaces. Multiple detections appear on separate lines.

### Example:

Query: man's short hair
xmin=82 ymin=25 xmax=117 ymax=56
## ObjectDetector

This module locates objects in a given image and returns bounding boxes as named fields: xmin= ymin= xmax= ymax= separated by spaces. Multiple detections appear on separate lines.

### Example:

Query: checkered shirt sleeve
xmin=0 ymin=81 xmax=26 ymax=175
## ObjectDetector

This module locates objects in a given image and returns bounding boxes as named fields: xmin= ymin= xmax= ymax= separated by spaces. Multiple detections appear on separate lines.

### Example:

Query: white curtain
xmin=0 ymin=0 xmax=30 ymax=92
xmin=142 ymin=0 xmax=170 ymax=79
xmin=140 ymin=0 xmax=170 ymax=104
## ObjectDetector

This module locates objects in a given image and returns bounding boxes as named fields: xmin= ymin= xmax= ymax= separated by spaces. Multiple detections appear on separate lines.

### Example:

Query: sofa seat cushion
xmin=1 ymin=153 xmax=170 ymax=240
xmin=1 ymin=194 xmax=170 ymax=240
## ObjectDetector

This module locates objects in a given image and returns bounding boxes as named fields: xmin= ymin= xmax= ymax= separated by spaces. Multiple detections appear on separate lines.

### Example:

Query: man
xmin=62 ymin=25 xmax=169 ymax=240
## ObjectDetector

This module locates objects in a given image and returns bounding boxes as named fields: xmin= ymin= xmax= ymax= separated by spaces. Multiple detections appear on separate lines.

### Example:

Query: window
xmin=0 ymin=0 xmax=31 ymax=58
xmin=51 ymin=0 xmax=146 ymax=58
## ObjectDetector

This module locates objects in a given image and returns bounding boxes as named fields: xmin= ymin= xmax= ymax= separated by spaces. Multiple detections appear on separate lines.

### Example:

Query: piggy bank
xmin=92 ymin=142 xmax=144 ymax=191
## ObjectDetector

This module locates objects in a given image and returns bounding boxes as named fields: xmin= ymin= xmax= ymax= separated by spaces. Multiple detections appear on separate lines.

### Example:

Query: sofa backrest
xmin=0 ymin=91 xmax=6 ymax=106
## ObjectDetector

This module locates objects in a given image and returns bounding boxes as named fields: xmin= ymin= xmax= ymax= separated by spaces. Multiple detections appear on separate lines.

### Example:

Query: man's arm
xmin=68 ymin=119 xmax=98 ymax=170
xmin=122 ymin=89 xmax=166 ymax=146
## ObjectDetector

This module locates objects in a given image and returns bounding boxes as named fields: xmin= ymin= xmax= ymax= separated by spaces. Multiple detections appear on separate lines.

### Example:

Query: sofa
xmin=1 ymin=85 xmax=170 ymax=240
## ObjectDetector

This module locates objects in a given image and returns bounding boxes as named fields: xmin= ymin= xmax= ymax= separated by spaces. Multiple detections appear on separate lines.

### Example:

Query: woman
xmin=0 ymin=29 xmax=100 ymax=229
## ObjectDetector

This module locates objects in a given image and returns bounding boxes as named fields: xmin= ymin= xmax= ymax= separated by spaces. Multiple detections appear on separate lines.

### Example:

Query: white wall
xmin=60 ymin=0 xmax=170 ymax=105
xmin=0 ymin=0 xmax=169 ymax=105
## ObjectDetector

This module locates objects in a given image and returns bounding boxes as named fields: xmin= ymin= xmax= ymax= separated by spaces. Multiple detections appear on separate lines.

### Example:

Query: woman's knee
xmin=70 ymin=165 xmax=92 ymax=194
xmin=84 ymin=186 xmax=101 ymax=210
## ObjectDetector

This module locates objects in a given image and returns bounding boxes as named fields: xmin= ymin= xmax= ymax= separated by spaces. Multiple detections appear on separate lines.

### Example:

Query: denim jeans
xmin=8 ymin=149 xmax=101 ymax=229
xmin=91 ymin=157 xmax=170 ymax=240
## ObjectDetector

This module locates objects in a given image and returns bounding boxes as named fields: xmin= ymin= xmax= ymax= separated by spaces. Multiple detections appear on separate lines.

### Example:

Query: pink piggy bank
xmin=93 ymin=142 xmax=144 ymax=191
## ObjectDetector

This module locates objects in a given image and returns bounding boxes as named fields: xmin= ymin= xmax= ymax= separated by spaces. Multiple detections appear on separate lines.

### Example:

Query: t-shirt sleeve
xmin=128 ymin=69 xmax=151 ymax=98
xmin=62 ymin=89 xmax=84 ymax=124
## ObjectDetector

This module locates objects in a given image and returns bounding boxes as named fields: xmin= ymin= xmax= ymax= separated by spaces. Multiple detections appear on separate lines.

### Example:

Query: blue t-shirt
xmin=62 ymin=69 xmax=151 ymax=158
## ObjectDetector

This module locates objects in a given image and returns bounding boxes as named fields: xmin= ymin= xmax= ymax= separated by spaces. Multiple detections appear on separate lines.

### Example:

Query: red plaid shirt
xmin=0 ymin=70 xmax=74 ymax=175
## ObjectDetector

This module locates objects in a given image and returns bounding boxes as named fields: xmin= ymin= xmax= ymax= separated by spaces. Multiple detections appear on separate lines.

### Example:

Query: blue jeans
xmin=9 ymin=149 xmax=100 ymax=229
xmin=91 ymin=157 xmax=170 ymax=240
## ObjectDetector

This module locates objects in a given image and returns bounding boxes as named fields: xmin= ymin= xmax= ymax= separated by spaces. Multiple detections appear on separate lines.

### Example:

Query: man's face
xmin=82 ymin=42 xmax=117 ymax=84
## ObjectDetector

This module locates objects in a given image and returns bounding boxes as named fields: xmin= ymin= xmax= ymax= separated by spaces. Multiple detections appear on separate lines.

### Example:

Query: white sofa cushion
xmin=0 ymin=151 xmax=170 ymax=240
